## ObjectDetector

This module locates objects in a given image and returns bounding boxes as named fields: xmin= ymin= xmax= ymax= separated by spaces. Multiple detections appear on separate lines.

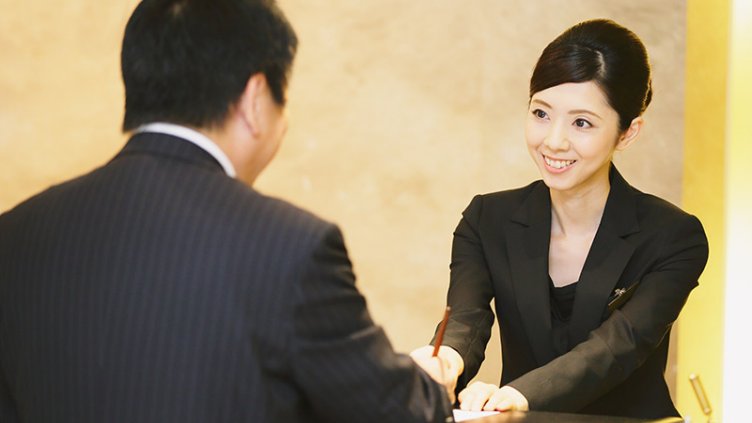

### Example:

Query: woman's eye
xmin=532 ymin=109 xmax=548 ymax=119
xmin=574 ymin=118 xmax=592 ymax=128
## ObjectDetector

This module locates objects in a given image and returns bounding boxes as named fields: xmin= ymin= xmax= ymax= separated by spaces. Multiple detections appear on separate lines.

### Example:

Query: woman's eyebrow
xmin=531 ymin=99 xmax=603 ymax=119
xmin=568 ymin=109 xmax=602 ymax=119
xmin=530 ymin=99 xmax=552 ymax=108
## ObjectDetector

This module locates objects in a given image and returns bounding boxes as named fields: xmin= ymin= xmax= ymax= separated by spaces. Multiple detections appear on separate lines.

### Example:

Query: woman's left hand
xmin=458 ymin=382 xmax=529 ymax=412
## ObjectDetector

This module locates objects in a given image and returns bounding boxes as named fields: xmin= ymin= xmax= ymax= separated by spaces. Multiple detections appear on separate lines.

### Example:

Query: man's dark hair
xmin=530 ymin=19 xmax=652 ymax=132
xmin=121 ymin=0 xmax=297 ymax=132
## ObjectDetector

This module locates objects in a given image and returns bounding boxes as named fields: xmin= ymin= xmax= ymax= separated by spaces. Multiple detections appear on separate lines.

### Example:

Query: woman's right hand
xmin=409 ymin=345 xmax=464 ymax=403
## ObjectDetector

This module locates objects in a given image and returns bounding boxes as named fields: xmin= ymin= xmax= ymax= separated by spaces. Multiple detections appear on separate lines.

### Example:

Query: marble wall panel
xmin=1 ymin=0 xmax=686 ymax=385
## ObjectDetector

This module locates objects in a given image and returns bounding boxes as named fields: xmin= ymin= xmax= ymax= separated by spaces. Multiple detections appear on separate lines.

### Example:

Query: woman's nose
xmin=543 ymin=122 xmax=569 ymax=151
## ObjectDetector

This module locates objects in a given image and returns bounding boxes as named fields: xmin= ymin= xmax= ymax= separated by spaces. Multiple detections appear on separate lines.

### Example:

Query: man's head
xmin=120 ymin=0 xmax=298 ymax=185
xmin=121 ymin=0 xmax=297 ymax=132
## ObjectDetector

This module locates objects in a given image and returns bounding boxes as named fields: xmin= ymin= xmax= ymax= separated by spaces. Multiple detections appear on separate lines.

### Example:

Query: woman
xmin=411 ymin=19 xmax=708 ymax=419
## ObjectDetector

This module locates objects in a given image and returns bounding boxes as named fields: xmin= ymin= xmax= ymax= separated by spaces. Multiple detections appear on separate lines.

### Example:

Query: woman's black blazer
xmin=439 ymin=166 xmax=708 ymax=419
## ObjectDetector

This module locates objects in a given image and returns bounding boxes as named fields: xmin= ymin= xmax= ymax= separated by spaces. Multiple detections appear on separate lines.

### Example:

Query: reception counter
xmin=458 ymin=410 xmax=683 ymax=422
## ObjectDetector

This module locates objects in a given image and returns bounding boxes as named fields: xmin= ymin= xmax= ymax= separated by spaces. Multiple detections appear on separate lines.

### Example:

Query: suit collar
xmin=568 ymin=165 xmax=639 ymax=345
xmin=505 ymin=183 xmax=555 ymax=364
xmin=511 ymin=166 xmax=639 ymax=235
xmin=134 ymin=123 xmax=236 ymax=177
xmin=114 ymin=132 xmax=229 ymax=176
xmin=598 ymin=166 xmax=640 ymax=238
xmin=510 ymin=180 xmax=550 ymax=227
xmin=505 ymin=164 xmax=640 ymax=364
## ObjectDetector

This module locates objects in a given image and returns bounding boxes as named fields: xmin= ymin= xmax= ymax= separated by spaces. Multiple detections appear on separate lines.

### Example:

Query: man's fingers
xmin=433 ymin=357 xmax=457 ymax=403
xmin=409 ymin=345 xmax=434 ymax=361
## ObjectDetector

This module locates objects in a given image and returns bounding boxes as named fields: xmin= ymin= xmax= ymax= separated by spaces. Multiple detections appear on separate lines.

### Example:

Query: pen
xmin=432 ymin=306 xmax=451 ymax=357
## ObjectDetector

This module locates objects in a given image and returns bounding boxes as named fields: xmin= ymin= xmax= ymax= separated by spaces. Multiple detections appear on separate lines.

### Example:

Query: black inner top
xmin=549 ymin=276 xmax=578 ymax=355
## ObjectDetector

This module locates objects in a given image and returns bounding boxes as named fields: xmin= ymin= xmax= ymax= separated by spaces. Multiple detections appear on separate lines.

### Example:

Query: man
xmin=0 ymin=1 xmax=454 ymax=421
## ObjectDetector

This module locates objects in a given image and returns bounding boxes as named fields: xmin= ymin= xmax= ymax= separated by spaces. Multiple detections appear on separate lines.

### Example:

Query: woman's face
xmin=525 ymin=81 xmax=627 ymax=196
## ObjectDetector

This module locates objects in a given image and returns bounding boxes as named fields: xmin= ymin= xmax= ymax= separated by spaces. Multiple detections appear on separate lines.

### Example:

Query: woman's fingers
xmin=482 ymin=386 xmax=530 ymax=412
xmin=458 ymin=382 xmax=497 ymax=411
xmin=482 ymin=390 xmax=513 ymax=411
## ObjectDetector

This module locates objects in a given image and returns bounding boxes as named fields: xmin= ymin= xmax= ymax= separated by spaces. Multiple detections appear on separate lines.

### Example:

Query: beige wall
xmin=0 ymin=1 xmax=135 ymax=205
xmin=272 ymin=0 xmax=687 ymax=385
xmin=1 ymin=0 xmax=686 ymax=387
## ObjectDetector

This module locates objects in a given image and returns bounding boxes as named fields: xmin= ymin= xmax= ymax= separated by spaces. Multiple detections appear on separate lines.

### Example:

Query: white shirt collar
xmin=134 ymin=122 xmax=237 ymax=178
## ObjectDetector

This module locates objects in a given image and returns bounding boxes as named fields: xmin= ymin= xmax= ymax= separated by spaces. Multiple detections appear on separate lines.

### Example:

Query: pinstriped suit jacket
xmin=0 ymin=133 xmax=451 ymax=423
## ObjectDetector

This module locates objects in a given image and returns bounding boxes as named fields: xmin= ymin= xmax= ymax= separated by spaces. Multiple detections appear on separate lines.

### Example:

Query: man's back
xmin=0 ymin=133 xmax=450 ymax=422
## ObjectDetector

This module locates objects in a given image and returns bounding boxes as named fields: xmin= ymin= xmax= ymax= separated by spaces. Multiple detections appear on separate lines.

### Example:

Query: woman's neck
xmin=550 ymin=179 xmax=610 ymax=237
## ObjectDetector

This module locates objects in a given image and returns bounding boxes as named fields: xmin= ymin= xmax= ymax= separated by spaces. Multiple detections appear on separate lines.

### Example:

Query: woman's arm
xmin=506 ymin=214 xmax=709 ymax=412
xmin=436 ymin=195 xmax=496 ymax=389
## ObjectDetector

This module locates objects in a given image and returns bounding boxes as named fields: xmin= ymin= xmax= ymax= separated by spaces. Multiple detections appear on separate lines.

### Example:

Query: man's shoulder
xmin=200 ymin=179 xmax=336 ymax=250
xmin=1 ymin=167 xmax=336 ymax=252
xmin=0 ymin=170 xmax=94 ymax=225
xmin=242 ymin=188 xmax=333 ymax=235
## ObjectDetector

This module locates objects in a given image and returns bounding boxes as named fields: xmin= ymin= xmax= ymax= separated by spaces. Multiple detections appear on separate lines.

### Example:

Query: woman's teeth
xmin=544 ymin=156 xmax=575 ymax=169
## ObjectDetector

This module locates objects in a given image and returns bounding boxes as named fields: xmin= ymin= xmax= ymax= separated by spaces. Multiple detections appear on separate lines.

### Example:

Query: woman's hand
xmin=409 ymin=345 xmax=464 ymax=403
xmin=458 ymin=383 xmax=529 ymax=412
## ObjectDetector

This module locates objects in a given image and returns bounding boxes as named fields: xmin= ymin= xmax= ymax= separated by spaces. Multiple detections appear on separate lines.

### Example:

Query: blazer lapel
xmin=504 ymin=182 xmax=557 ymax=365
xmin=568 ymin=166 xmax=640 ymax=346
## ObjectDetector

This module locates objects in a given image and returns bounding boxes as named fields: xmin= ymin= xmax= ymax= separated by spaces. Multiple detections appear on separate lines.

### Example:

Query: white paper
xmin=452 ymin=409 xmax=500 ymax=422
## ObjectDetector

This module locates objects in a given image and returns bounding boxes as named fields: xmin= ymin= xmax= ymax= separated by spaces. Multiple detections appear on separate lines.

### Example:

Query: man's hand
xmin=410 ymin=345 xmax=464 ymax=403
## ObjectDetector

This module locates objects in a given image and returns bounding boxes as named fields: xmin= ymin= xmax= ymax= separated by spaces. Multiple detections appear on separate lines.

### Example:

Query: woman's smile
xmin=543 ymin=155 xmax=577 ymax=172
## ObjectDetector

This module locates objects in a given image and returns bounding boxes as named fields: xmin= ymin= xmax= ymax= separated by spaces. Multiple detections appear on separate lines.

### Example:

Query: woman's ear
xmin=616 ymin=116 xmax=644 ymax=151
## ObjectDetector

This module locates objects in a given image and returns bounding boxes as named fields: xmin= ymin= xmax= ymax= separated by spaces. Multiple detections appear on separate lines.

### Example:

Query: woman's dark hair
xmin=530 ymin=19 xmax=652 ymax=131
xmin=121 ymin=0 xmax=298 ymax=132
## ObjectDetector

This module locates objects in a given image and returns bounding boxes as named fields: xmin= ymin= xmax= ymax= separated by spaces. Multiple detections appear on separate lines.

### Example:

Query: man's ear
xmin=238 ymin=73 xmax=268 ymax=138
xmin=616 ymin=116 xmax=643 ymax=151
